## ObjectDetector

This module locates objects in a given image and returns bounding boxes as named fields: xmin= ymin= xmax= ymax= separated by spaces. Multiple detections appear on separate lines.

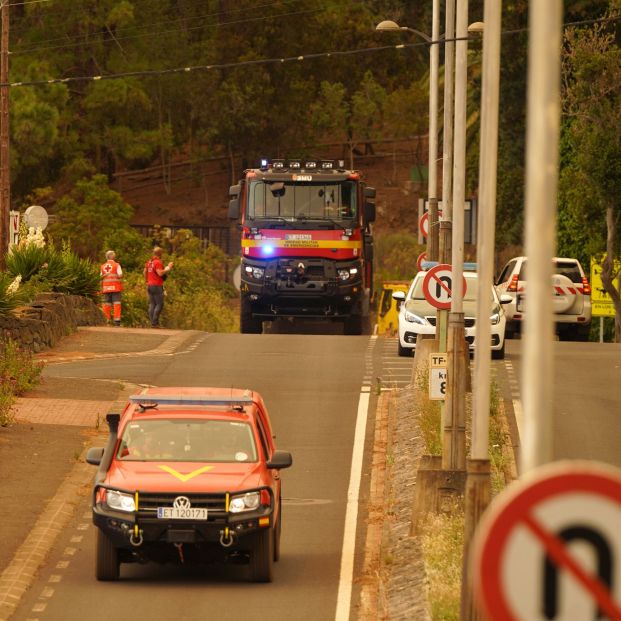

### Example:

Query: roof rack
xmin=129 ymin=395 xmax=254 ymax=407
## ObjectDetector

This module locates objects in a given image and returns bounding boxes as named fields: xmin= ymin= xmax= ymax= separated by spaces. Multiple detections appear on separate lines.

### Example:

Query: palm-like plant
xmin=0 ymin=273 xmax=26 ymax=317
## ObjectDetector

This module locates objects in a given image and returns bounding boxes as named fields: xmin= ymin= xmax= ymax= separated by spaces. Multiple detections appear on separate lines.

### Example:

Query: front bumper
xmin=241 ymin=257 xmax=366 ymax=318
xmin=92 ymin=486 xmax=274 ymax=551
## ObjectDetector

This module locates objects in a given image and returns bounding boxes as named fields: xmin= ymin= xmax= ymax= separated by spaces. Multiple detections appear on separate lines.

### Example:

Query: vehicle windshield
xmin=247 ymin=180 xmax=357 ymax=223
xmin=409 ymin=274 xmax=495 ymax=303
xmin=116 ymin=419 xmax=258 ymax=463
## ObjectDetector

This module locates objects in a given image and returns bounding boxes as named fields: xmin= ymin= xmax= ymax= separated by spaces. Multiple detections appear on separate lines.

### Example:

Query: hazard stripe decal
xmin=242 ymin=239 xmax=362 ymax=249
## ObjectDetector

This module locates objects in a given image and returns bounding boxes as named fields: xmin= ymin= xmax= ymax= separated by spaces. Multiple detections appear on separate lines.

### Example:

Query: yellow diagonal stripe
xmin=158 ymin=465 xmax=214 ymax=481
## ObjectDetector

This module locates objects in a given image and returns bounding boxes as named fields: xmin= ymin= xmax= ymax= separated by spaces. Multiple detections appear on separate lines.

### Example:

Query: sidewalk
xmin=0 ymin=326 xmax=202 ymax=620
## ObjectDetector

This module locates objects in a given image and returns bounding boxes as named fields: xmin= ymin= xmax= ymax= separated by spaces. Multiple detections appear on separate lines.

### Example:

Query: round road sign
xmin=473 ymin=460 xmax=621 ymax=621
xmin=416 ymin=252 xmax=427 ymax=272
xmin=421 ymin=263 xmax=467 ymax=310
xmin=419 ymin=212 xmax=429 ymax=239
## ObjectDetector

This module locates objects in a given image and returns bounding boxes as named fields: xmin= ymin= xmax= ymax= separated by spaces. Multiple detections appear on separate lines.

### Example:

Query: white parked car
xmin=495 ymin=256 xmax=592 ymax=341
xmin=392 ymin=271 xmax=510 ymax=359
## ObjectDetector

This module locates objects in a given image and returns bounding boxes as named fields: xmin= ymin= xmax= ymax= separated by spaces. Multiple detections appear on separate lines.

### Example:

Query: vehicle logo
xmin=173 ymin=496 xmax=191 ymax=509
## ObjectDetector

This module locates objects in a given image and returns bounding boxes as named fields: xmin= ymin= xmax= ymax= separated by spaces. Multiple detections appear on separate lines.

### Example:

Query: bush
xmin=0 ymin=273 xmax=27 ymax=317
xmin=0 ymin=339 xmax=44 ymax=426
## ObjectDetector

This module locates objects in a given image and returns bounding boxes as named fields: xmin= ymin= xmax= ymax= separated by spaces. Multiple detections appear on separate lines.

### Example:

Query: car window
xmin=117 ymin=419 xmax=258 ymax=463
xmin=497 ymin=260 xmax=516 ymax=285
xmin=553 ymin=260 xmax=582 ymax=282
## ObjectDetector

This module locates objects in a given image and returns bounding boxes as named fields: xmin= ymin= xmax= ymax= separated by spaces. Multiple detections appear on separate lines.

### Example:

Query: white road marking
xmin=335 ymin=389 xmax=370 ymax=621
xmin=335 ymin=336 xmax=376 ymax=620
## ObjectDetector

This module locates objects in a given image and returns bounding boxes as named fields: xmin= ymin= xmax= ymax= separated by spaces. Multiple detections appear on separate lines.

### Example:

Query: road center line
xmin=334 ymin=389 xmax=371 ymax=620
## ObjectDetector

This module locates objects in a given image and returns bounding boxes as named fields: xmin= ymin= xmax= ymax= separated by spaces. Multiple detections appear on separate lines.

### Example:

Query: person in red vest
xmin=100 ymin=250 xmax=123 ymax=326
xmin=143 ymin=246 xmax=173 ymax=328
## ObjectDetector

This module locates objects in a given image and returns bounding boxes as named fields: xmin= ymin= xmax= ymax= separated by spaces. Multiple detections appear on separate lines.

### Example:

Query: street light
xmin=376 ymin=4 xmax=440 ymax=263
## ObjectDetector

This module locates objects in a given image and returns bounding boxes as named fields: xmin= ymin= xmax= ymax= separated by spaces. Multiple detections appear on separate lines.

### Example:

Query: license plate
xmin=157 ymin=507 xmax=209 ymax=520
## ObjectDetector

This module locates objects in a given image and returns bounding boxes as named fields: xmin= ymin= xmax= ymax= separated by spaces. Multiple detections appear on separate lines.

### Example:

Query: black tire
xmin=250 ymin=528 xmax=274 ymax=582
xmin=96 ymin=530 xmax=120 ymax=581
xmin=398 ymin=341 xmax=412 ymax=357
xmin=343 ymin=314 xmax=363 ymax=335
xmin=492 ymin=340 xmax=505 ymax=360
xmin=240 ymin=298 xmax=262 ymax=334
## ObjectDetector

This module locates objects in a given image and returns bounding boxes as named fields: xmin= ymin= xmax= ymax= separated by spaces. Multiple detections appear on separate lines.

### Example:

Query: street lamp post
xmin=376 ymin=5 xmax=440 ymax=262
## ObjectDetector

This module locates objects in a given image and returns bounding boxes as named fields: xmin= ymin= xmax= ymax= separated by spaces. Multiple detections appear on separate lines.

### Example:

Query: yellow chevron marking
xmin=158 ymin=465 xmax=214 ymax=481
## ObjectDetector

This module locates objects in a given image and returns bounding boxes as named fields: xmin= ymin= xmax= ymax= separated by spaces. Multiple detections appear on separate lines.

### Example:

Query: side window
xmin=379 ymin=289 xmax=392 ymax=316
xmin=497 ymin=260 xmax=516 ymax=285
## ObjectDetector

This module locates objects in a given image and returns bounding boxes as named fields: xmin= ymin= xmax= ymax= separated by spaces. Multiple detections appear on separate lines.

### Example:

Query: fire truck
xmin=229 ymin=158 xmax=376 ymax=334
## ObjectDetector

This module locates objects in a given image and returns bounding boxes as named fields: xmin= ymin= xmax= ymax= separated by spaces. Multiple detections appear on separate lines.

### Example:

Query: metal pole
xmin=0 ymin=0 xmax=10 ymax=269
xmin=443 ymin=0 xmax=468 ymax=472
xmin=462 ymin=3 xmax=502 ymax=619
xmin=440 ymin=0 xmax=456 ymax=264
xmin=522 ymin=0 xmax=562 ymax=474
xmin=426 ymin=0 xmax=441 ymax=262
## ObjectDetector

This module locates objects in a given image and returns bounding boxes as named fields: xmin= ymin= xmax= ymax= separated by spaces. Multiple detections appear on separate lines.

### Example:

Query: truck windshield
xmin=247 ymin=180 xmax=357 ymax=222
xmin=116 ymin=419 xmax=258 ymax=463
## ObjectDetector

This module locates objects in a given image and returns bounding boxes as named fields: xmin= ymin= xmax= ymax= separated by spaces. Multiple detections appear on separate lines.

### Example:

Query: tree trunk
xmin=599 ymin=205 xmax=621 ymax=342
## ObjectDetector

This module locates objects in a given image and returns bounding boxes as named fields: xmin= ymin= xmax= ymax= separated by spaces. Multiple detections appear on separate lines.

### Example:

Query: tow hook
xmin=129 ymin=525 xmax=144 ymax=547
xmin=219 ymin=527 xmax=235 ymax=548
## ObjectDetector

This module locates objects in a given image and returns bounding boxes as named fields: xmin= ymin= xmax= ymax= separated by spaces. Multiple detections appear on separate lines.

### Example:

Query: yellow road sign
xmin=590 ymin=257 xmax=619 ymax=317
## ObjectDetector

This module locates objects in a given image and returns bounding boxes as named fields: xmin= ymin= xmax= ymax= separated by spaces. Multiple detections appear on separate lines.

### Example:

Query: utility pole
xmin=443 ymin=0 xmax=469 ymax=472
xmin=0 ymin=0 xmax=9 ymax=269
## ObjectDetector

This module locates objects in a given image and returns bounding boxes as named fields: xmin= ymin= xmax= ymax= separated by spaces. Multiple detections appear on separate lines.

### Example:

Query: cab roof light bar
xmin=129 ymin=395 xmax=254 ymax=407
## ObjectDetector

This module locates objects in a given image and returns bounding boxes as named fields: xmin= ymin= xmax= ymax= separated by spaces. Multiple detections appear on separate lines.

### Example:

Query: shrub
xmin=0 ymin=273 xmax=27 ymax=317
xmin=56 ymin=247 xmax=101 ymax=299
xmin=0 ymin=339 xmax=44 ymax=426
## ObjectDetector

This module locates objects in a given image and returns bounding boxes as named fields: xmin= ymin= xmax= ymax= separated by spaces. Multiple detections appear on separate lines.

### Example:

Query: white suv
xmin=495 ymin=256 xmax=591 ymax=341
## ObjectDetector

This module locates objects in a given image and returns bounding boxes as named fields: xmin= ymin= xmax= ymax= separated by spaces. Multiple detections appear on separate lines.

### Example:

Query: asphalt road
xmin=10 ymin=333 xmax=383 ymax=621
xmin=503 ymin=339 xmax=621 ymax=469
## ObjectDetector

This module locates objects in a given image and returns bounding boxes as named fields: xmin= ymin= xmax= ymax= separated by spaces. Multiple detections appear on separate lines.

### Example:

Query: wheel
xmin=343 ymin=314 xmax=363 ymax=335
xmin=273 ymin=508 xmax=282 ymax=562
xmin=492 ymin=340 xmax=505 ymax=360
xmin=96 ymin=530 xmax=120 ymax=581
xmin=398 ymin=340 xmax=412 ymax=357
xmin=249 ymin=528 xmax=274 ymax=582
xmin=240 ymin=298 xmax=262 ymax=334
xmin=552 ymin=274 xmax=577 ymax=314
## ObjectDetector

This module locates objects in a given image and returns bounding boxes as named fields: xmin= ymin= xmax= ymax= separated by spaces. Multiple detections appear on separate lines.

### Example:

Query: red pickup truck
xmin=86 ymin=387 xmax=292 ymax=582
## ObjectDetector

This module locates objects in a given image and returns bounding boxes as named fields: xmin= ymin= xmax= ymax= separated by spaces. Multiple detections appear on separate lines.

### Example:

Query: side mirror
xmin=228 ymin=198 xmax=240 ymax=220
xmin=499 ymin=294 xmax=513 ymax=304
xmin=86 ymin=447 xmax=105 ymax=466
xmin=364 ymin=202 xmax=376 ymax=224
xmin=229 ymin=184 xmax=241 ymax=197
xmin=392 ymin=291 xmax=406 ymax=302
xmin=267 ymin=450 xmax=293 ymax=470
xmin=364 ymin=186 xmax=376 ymax=199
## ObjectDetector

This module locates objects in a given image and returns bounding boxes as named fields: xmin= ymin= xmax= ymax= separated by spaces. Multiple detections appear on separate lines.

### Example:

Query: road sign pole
xmin=444 ymin=0 xmax=469 ymax=473
xmin=462 ymin=1 xmax=502 ymax=618
xmin=522 ymin=0 xmax=562 ymax=474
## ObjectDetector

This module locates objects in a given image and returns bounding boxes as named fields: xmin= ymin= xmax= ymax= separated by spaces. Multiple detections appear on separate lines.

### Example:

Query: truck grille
xmin=136 ymin=492 xmax=228 ymax=519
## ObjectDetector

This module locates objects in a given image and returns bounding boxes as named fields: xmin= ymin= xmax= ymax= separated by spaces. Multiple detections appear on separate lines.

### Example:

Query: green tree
xmin=560 ymin=8 xmax=621 ymax=340
xmin=48 ymin=175 xmax=134 ymax=260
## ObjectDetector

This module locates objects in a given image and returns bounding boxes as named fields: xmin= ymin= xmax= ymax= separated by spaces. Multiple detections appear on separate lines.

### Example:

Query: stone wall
xmin=0 ymin=292 xmax=105 ymax=353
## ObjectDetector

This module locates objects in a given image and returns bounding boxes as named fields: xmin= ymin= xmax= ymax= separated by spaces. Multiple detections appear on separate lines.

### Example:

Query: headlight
xmin=244 ymin=265 xmax=264 ymax=280
xmin=337 ymin=267 xmax=359 ymax=281
xmin=490 ymin=310 xmax=501 ymax=325
xmin=106 ymin=490 xmax=136 ymax=512
xmin=404 ymin=310 xmax=426 ymax=325
xmin=229 ymin=492 xmax=261 ymax=513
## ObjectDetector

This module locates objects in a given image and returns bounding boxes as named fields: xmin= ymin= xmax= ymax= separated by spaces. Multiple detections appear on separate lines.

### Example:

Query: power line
xmin=2 ymin=14 xmax=619 ymax=89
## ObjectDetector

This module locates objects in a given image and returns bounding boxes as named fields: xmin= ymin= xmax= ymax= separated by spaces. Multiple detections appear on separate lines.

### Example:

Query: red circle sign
xmin=419 ymin=212 xmax=429 ymax=238
xmin=473 ymin=461 xmax=621 ymax=621
xmin=416 ymin=252 xmax=427 ymax=272
xmin=421 ymin=264 xmax=467 ymax=310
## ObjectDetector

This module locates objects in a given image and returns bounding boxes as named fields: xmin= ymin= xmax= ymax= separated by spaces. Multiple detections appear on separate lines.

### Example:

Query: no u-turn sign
xmin=473 ymin=461 xmax=621 ymax=621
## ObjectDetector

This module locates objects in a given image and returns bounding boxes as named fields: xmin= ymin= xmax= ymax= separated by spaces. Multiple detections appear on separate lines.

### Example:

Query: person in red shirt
xmin=143 ymin=247 xmax=173 ymax=328
xmin=100 ymin=250 xmax=123 ymax=326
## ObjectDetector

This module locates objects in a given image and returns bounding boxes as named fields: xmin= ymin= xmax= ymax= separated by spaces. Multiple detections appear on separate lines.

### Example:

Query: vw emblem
xmin=173 ymin=496 xmax=191 ymax=509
